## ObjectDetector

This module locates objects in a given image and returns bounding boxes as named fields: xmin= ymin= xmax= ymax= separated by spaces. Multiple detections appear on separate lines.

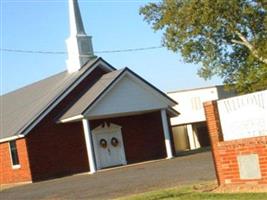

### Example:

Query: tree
xmin=140 ymin=0 xmax=267 ymax=93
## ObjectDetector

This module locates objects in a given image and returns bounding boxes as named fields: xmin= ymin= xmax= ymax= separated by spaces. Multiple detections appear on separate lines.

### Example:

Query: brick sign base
xmin=204 ymin=101 xmax=267 ymax=186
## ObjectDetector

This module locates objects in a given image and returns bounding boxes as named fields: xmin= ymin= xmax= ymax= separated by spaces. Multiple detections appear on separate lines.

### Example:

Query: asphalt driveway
xmin=1 ymin=151 xmax=216 ymax=200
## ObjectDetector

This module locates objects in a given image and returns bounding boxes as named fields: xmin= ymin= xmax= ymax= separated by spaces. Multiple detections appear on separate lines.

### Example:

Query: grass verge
xmin=118 ymin=184 xmax=267 ymax=200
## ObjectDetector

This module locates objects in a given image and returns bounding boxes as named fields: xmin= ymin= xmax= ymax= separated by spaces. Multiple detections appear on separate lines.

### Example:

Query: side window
xmin=9 ymin=141 xmax=20 ymax=168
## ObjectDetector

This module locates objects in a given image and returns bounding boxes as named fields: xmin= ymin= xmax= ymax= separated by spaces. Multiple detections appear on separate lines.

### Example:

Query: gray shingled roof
xmin=1 ymin=58 xmax=177 ymax=141
xmin=0 ymin=58 xmax=99 ymax=140
xmin=59 ymin=69 xmax=125 ymax=121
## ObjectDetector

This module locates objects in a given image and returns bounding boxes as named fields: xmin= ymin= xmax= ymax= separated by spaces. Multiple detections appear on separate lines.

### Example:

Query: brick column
xmin=203 ymin=101 xmax=223 ymax=185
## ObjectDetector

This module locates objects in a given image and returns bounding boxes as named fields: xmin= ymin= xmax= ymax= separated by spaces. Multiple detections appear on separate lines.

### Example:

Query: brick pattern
xmin=0 ymin=139 xmax=32 ymax=184
xmin=26 ymin=122 xmax=89 ymax=181
xmin=0 ymin=66 xmax=173 ymax=183
xmin=217 ymin=137 xmax=267 ymax=185
xmin=0 ymin=67 xmax=107 ymax=183
xmin=25 ymin=67 xmax=107 ymax=181
xmin=204 ymin=101 xmax=267 ymax=186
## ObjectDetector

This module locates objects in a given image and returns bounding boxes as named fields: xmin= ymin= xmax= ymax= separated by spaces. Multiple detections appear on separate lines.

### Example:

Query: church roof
xmin=1 ymin=1 xmax=178 ymax=143
xmin=0 ymin=57 xmax=177 ymax=142
xmin=0 ymin=57 xmax=112 ymax=141
xmin=59 ymin=67 xmax=178 ymax=122
xmin=59 ymin=69 xmax=125 ymax=122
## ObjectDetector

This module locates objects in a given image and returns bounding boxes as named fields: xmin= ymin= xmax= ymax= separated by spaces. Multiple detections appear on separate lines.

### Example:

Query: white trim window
xmin=9 ymin=140 xmax=20 ymax=169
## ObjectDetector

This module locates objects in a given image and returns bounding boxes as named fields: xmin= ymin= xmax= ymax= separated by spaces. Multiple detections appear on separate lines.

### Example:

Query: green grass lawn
xmin=118 ymin=185 xmax=267 ymax=200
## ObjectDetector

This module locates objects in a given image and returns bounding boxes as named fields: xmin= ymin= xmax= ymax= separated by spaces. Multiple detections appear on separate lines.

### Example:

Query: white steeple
xmin=66 ymin=0 xmax=95 ymax=73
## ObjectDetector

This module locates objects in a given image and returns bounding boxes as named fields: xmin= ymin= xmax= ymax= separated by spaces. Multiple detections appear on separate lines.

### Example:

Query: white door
xmin=92 ymin=123 xmax=127 ymax=169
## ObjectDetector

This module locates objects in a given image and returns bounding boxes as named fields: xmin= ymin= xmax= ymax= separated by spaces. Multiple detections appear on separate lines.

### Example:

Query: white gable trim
xmin=2 ymin=58 xmax=115 ymax=143
xmin=59 ymin=68 xmax=179 ymax=123
xmin=60 ymin=114 xmax=84 ymax=123
xmin=84 ymin=70 xmax=176 ymax=117
xmin=85 ymin=75 xmax=167 ymax=118
xmin=0 ymin=135 xmax=24 ymax=143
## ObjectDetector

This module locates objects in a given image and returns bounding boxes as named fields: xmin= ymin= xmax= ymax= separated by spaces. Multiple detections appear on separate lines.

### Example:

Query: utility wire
xmin=0 ymin=46 xmax=163 ymax=55
xmin=1 ymin=49 xmax=65 ymax=55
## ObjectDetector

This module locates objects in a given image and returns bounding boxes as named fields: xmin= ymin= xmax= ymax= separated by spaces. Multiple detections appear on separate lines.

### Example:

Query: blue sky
xmin=1 ymin=0 xmax=222 ymax=95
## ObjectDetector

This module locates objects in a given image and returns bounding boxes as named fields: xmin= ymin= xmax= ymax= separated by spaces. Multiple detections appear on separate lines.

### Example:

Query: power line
xmin=96 ymin=46 xmax=163 ymax=53
xmin=0 ymin=46 xmax=163 ymax=55
xmin=0 ymin=49 xmax=65 ymax=55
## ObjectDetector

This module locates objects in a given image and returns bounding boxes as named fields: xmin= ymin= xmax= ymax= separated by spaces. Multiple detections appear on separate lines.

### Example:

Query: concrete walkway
xmin=0 ymin=151 xmax=216 ymax=200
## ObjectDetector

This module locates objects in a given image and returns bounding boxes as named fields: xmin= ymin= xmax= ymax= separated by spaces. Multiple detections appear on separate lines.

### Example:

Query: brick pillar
xmin=204 ymin=101 xmax=223 ymax=185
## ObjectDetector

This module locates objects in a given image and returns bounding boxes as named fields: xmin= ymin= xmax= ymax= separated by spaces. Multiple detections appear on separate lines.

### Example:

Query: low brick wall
xmin=217 ymin=137 xmax=267 ymax=185
xmin=204 ymin=101 xmax=267 ymax=186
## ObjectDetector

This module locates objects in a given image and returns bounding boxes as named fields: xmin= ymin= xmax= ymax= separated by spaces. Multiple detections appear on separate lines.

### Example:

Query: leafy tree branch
xmin=140 ymin=0 xmax=267 ymax=93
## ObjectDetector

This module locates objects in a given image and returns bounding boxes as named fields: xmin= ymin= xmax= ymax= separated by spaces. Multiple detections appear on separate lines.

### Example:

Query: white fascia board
xmin=170 ymin=119 xmax=206 ymax=127
xmin=0 ymin=135 xmax=24 ymax=144
xmin=60 ymin=114 xmax=84 ymax=123
xmin=19 ymin=59 xmax=114 ymax=137
xmin=84 ymin=70 xmax=175 ymax=116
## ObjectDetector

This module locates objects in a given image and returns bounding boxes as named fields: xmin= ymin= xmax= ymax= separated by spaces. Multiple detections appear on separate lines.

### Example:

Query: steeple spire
xmin=66 ymin=0 xmax=95 ymax=73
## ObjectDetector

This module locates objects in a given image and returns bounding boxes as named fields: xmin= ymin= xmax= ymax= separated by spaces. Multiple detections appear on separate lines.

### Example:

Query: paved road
xmin=1 ymin=151 xmax=216 ymax=200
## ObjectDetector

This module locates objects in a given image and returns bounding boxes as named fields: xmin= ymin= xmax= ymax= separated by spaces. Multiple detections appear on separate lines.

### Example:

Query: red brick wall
xmin=0 ymin=139 xmax=32 ymax=184
xmin=1 ymin=65 xmax=173 ymax=183
xmin=25 ymin=67 xmax=108 ymax=181
xmin=204 ymin=101 xmax=267 ymax=186
xmin=217 ymin=137 xmax=267 ymax=185
xmin=26 ymin=122 xmax=89 ymax=181
xmin=90 ymin=111 xmax=168 ymax=164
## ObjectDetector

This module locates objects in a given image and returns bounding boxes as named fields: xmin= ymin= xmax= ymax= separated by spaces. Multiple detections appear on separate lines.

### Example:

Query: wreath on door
xmin=99 ymin=139 xmax=107 ymax=148
xmin=111 ymin=137 xmax=119 ymax=147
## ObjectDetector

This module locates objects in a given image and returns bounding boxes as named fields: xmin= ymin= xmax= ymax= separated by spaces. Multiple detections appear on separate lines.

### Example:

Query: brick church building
xmin=0 ymin=0 xmax=178 ymax=185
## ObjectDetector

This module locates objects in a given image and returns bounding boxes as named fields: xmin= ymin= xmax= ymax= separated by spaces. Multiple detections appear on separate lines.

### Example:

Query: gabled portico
xmin=59 ymin=68 xmax=178 ymax=173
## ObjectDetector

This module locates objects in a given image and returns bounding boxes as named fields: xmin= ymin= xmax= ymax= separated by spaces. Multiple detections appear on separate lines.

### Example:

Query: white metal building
xmin=168 ymin=85 xmax=236 ymax=153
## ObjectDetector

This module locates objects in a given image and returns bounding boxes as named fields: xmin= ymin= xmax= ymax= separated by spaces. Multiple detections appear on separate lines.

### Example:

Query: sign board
xmin=218 ymin=90 xmax=267 ymax=141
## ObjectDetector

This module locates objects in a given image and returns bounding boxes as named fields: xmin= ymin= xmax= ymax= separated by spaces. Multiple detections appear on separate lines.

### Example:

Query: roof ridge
xmin=0 ymin=57 xmax=108 ymax=141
